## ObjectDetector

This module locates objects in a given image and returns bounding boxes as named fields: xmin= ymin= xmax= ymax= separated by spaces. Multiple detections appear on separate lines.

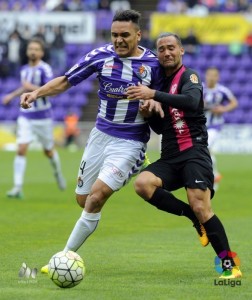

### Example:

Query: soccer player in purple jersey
xmin=20 ymin=10 xmax=163 ymax=273
xmin=126 ymin=33 xmax=242 ymax=279
xmin=2 ymin=38 xmax=66 ymax=198
xmin=203 ymin=67 xmax=238 ymax=187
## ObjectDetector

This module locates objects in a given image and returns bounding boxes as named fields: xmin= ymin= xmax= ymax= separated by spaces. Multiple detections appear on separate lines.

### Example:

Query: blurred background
xmin=0 ymin=0 xmax=252 ymax=153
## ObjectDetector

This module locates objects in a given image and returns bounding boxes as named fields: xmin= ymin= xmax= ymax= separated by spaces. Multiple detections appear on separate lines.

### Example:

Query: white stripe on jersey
xmin=101 ymin=57 xmax=114 ymax=77
xmin=98 ymin=99 xmax=108 ymax=118
xmin=121 ymin=59 xmax=133 ymax=81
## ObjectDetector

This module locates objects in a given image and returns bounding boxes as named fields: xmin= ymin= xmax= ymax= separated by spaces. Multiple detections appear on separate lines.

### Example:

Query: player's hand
xmin=139 ymin=100 xmax=152 ymax=118
xmin=140 ymin=99 xmax=164 ymax=118
xmin=211 ymin=105 xmax=226 ymax=115
xmin=126 ymin=82 xmax=155 ymax=100
xmin=20 ymin=91 xmax=37 ymax=109
xmin=2 ymin=94 xmax=13 ymax=105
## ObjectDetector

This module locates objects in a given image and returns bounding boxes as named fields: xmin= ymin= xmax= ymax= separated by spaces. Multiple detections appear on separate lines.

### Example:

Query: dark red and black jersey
xmin=149 ymin=65 xmax=208 ymax=158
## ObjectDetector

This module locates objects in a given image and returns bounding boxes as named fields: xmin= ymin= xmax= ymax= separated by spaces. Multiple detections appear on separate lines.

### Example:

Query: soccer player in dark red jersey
xmin=126 ymin=32 xmax=242 ymax=279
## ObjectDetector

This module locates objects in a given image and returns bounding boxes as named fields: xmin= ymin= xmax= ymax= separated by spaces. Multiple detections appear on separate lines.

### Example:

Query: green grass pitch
xmin=1 ymin=149 xmax=252 ymax=300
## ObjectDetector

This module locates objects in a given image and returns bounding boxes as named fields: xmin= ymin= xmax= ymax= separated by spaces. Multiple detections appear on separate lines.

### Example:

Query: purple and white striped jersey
xmin=19 ymin=61 xmax=53 ymax=120
xmin=65 ymin=44 xmax=163 ymax=143
xmin=203 ymin=82 xmax=235 ymax=129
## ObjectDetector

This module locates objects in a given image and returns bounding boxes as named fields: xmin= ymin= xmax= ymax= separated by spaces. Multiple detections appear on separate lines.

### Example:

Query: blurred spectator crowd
xmin=1 ymin=0 xmax=252 ymax=123
xmin=157 ymin=0 xmax=252 ymax=15
xmin=0 ymin=0 xmax=130 ymax=12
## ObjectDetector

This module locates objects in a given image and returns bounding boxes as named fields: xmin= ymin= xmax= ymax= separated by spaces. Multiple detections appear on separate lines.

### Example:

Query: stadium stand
xmin=0 ymin=0 xmax=252 ymax=123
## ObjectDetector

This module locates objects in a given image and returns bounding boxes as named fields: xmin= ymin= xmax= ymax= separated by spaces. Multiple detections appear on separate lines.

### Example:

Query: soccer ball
xmin=48 ymin=251 xmax=85 ymax=288
xmin=222 ymin=259 xmax=232 ymax=269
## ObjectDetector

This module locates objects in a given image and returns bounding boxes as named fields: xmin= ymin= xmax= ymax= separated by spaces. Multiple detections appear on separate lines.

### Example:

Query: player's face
xmin=156 ymin=36 xmax=184 ymax=74
xmin=111 ymin=21 xmax=141 ymax=58
xmin=26 ymin=42 xmax=44 ymax=63
xmin=205 ymin=69 xmax=219 ymax=87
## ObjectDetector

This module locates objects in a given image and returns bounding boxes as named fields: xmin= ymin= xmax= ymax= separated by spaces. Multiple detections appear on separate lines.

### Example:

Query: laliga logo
xmin=214 ymin=250 xmax=240 ymax=274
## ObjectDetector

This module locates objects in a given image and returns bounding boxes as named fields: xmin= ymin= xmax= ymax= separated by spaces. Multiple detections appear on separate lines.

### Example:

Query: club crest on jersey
xmin=190 ymin=74 xmax=198 ymax=83
xmin=77 ymin=176 xmax=84 ymax=188
xmin=136 ymin=66 xmax=148 ymax=79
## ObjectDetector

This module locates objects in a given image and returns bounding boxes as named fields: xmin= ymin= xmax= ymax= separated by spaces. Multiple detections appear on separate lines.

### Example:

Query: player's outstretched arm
xmin=2 ymin=87 xmax=26 ymax=105
xmin=20 ymin=76 xmax=71 ymax=109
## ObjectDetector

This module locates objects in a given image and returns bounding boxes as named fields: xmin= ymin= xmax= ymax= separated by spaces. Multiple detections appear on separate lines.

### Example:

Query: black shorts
xmin=144 ymin=146 xmax=215 ymax=198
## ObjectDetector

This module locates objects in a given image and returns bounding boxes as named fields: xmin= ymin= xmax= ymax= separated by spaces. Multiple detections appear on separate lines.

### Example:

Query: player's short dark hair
xmin=206 ymin=66 xmax=219 ymax=72
xmin=112 ymin=10 xmax=141 ymax=29
xmin=156 ymin=32 xmax=183 ymax=47
xmin=27 ymin=37 xmax=45 ymax=51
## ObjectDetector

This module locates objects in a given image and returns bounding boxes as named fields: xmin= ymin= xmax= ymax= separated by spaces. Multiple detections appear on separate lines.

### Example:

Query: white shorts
xmin=16 ymin=116 xmax=54 ymax=150
xmin=207 ymin=128 xmax=220 ymax=149
xmin=75 ymin=127 xmax=147 ymax=194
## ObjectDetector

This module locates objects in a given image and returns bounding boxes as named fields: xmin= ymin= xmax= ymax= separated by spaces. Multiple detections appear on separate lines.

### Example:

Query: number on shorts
xmin=79 ymin=161 xmax=86 ymax=175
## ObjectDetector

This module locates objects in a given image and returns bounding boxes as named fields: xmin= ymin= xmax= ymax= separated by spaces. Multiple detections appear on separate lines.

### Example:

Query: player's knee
xmin=44 ymin=149 xmax=53 ymax=158
xmin=134 ymin=172 xmax=151 ymax=198
xmin=88 ymin=192 xmax=105 ymax=210
xmin=76 ymin=194 xmax=86 ymax=208
xmin=17 ymin=144 xmax=28 ymax=156
xmin=191 ymin=201 xmax=205 ymax=215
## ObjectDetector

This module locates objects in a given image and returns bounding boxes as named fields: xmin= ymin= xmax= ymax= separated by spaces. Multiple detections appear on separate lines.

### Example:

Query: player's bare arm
xmin=22 ymin=80 xmax=41 ymax=91
xmin=20 ymin=76 xmax=71 ymax=109
xmin=2 ymin=87 xmax=26 ymax=105
xmin=211 ymin=97 xmax=238 ymax=115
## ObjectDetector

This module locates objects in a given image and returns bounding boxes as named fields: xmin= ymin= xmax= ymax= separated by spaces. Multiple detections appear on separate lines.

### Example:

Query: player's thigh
xmin=183 ymin=148 xmax=214 ymax=198
xmin=143 ymin=159 xmax=182 ymax=191
xmin=99 ymin=138 xmax=147 ymax=191
xmin=207 ymin=128 xmax=220 ymax=149
xmin=16 ymin=116 xmax=33 ymax=144
xmin=32 ymin=119 xmax=54 ymax=150
xmin=75 ymin=128 xmax=107 ymax=195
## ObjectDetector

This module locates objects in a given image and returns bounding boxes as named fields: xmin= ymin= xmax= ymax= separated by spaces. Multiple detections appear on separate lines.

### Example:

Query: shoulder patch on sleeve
xmin=190 ymin=74 xmax=199 ymax=83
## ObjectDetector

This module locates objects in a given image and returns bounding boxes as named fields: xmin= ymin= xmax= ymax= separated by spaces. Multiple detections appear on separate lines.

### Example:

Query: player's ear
xmin=137 ymin=30 xmax=141 ymax=42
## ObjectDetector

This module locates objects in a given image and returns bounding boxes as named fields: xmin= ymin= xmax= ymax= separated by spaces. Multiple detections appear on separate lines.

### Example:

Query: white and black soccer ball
xmin=48 ymin=251 xmax=85 ymax=288
xmin=222 ymin=259 xmax=232 ymax=269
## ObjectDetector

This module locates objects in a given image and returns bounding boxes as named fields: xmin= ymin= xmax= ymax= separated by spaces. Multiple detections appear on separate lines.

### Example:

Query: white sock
xmin=63 ymin=210 xmax=101 ymax=252
xmin=14 ymin=155 xmax=26 ymax=188
xmin=49 ymin=150 xmax=62 ymax=174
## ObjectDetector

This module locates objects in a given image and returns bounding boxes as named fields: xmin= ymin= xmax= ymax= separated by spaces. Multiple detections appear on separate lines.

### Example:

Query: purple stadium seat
xmin=3 ymin=78 xmax=20 ymax=93
xmin=0 ymin=107 xmax=6 ymax=120
xmin=200 ymin=44 xmax=214 ymax=57
xmin=52 ymin=107 xmax=66 ymax=121
xmin=183 ymin=55 xmax=193 ymax=67
xmin=157 ymin=0 xmax=168 ymax=11
xmin=235 ymin=70 xmax=248 ymax=84
xmin=68 ymin=107 xmax=82 ymax=118
xmin=230 ymin=83 xmax=242 ymax=97
xmin=8 ymin=107 xmax=19 ymax=120
xmin=72 ymin=94 xmax=88 ymax=106
xmin=224 ymin=110 xmax=243 ymax=124
xmin=239 ymin=55 xmax=252 ymax=71
xmin=96 ymin=10 xmax=113 ymax=30
xmin=239 ymin=96 xmax=250 ymax=109
xmin=79 ymin=81 xmax=93 ymax=93
xmin=65 ymin=44 xmax=78 ymax=57
xmin=220 ymin=70 xmax=233 ymax=85
xmin=214 ymin=45 xmax=229 ymax=58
